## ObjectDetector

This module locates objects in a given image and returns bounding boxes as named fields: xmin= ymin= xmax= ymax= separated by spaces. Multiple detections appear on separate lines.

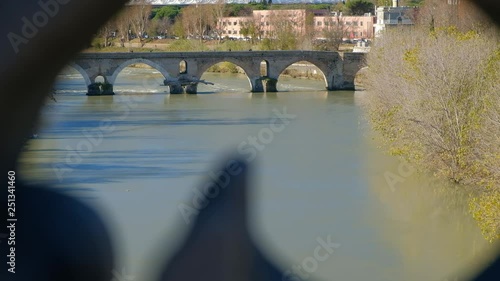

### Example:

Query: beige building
xmin=218 ymin=16 xmax=249 ymax=39
xmin=314 ymin=14 xmax=375 ymax=40
xmin=253 ymin=9 xmax=308 ymax=38
xmin=218 ymin=9 xmax=375 ymax=40
xmin=218 ymin=9 xmax=308 ymax=39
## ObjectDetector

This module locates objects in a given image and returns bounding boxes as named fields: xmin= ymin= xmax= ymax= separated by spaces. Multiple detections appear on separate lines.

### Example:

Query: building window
xmin=325 ymin=21 xmax=329 ymax=26
xmin=233 ymin=22 xmax=237 ymax=25
xmin=317 ymin=21 xmax=322 ymax=26
xmin=266 ymin=22 xmax=269 ymax=26
xmin=353 ymin=21 xmax=358 ymax=26
xmin=360 ymin=21 xmax=363 ymax=26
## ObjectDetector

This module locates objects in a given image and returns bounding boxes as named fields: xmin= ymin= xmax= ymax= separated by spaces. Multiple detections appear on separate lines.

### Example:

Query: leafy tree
xmin=152 ymin=6 xmax=181 ymax=21
xmin=225 ymin=4 xmax=252 ymax=17
xmin=308 ymin=4 xmax=331 ymax=10
xmin=248 ymin=2 xmax=268 ymax=11
xmin=374 ymin=0 xmax=423 ymax=7
xmin=345 ymin=0 xmax=374 ymax=16
xmin=375 ymin=0 xmax=391 ymax=6
xmin=331 ymin=2 xmax=345 ymax=13
xmin=408 ymin=0 xmax=424 ymax=6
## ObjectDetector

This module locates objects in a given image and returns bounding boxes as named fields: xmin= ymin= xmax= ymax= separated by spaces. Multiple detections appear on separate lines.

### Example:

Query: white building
xmin=374 ymin=0 xmax=415 ymax=36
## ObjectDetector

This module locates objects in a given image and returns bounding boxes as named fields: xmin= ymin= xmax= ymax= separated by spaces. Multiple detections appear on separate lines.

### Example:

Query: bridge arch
xmin=274 ymin=60 xmax=332 ymax=90
xmin=109 ymin=58 xmax=172 ymax=85
xmin=68 ymin=63 xmax=92 ymax=86
xmin=197 ymin=59 xmax=255 ymax=91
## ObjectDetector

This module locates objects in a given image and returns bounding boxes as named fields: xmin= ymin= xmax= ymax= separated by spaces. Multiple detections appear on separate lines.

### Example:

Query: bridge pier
xmin=263 ymin=78 xmax=278 ymax=93
xmin=169 ymin=84 xmax=184 ymax=95
xmin=326 ymin=73 xmax=336 ymax=91
xmin=250 ymin=78 xmax=264 ymax=93
xmin=185 ymin=84 xmax=198 ymax=95
xmin=87 ymin=83 xmax=114 ymax=96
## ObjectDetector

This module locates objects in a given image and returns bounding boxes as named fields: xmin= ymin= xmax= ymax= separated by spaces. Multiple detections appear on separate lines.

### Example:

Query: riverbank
xmin=363 ymin=26 xmax=500 ymax=242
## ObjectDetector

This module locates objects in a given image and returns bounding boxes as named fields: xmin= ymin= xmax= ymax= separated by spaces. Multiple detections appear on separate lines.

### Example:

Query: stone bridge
xmin=70 ymin=51 xmax=366 ymax=95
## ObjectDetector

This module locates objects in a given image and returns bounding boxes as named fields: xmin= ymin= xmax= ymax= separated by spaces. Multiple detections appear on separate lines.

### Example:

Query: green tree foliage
xmin=406 ymin=0 xmax=424 ymax=6
xmin=308 ymin=4 xmax=331 ymax=10
xmin=375 ymin=0 xmax=423 ymax=6
xmin=225 ymin=4 xmax=254 ymax=17
xmin=152 ymin=5 xmax=181 ymax=21
xmin=345 ymin=0 xmax=374 ymax=15
xmin=375 ymin=0 xmax=391 ymax=6
xmin=248 ymin=2 xmax=268 ymax=11
xmin=331 ymin=2 xmax=345 ymax=13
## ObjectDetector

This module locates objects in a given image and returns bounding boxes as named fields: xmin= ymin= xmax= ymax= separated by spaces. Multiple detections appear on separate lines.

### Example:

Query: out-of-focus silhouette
xmin=0 ymin=1 xmax=499 ymax=281
xmin=157 ymin=159 xmax=285 ymax=281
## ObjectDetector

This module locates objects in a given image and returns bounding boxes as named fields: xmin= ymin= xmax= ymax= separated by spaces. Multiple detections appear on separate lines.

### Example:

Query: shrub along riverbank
xmin=363 ymin=26 xmax=500 ymax=242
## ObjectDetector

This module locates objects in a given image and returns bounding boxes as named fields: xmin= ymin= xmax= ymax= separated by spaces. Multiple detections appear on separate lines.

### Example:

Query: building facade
xmin=218 ymin=9 xmax=375 ymax=40
xmin=373 ymin=4 xmax=416 ymax=36
xmin=314 ymin=14 xmax=375 ymax=40
xmin=218 ymin=16 xmax=249 ymax=39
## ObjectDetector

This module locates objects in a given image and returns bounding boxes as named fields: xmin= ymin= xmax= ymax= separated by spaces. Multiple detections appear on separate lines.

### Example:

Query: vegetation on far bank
xmin=85 ymin=36 xmax=355 ymax=53
xmin=363 ymin=2 xmax=500 ymax=241
xmin=91 ymin=0 xmax=387 ymax=53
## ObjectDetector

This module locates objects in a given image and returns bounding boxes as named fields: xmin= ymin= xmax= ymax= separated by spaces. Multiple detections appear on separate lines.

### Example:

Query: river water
xmin=19 ymin=67 xmax=497 ymax=281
